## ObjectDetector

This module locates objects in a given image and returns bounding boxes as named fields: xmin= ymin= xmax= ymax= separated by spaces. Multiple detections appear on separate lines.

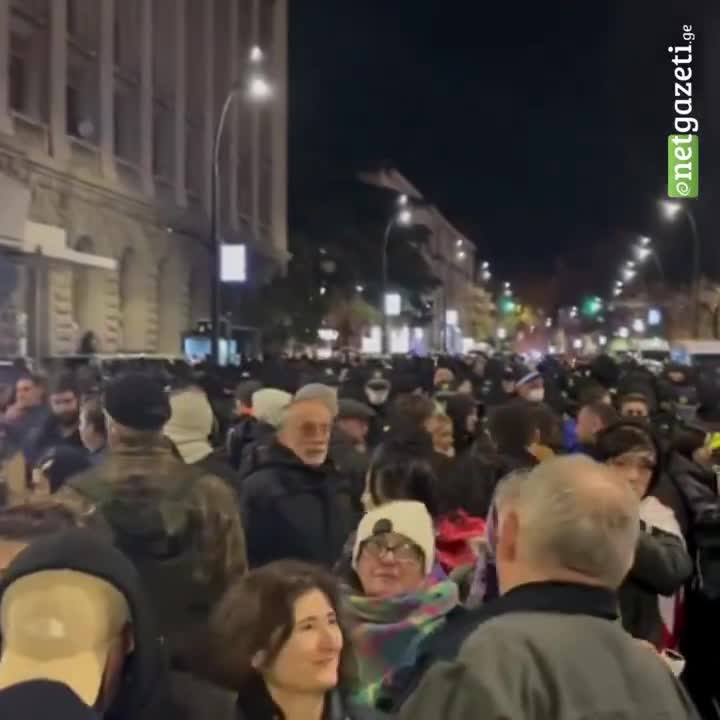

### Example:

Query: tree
xmin=468 ymin=286 xmax=496 ymax=341
xmin=324 ymin=293 xmax=381 ymax=348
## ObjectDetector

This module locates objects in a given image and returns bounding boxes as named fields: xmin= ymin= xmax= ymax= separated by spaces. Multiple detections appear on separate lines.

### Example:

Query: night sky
xmin=289 ymin=1 xmax=715 ymax=295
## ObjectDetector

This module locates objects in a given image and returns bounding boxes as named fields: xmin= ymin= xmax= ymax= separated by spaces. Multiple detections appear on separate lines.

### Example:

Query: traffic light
xmin=500 ymin=298 xmax=516 ymax=314
xmin=581 ymin=296 xmax=603 ymax=317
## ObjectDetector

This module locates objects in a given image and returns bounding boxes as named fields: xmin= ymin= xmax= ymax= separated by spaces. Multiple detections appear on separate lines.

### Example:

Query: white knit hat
xmin=252 ymin=388 xmax=292 ymax=428
xmin=352 ymin=501 xmax=435 ymax=575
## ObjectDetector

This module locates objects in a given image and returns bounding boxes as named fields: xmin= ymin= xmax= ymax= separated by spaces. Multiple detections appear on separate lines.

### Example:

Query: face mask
xmin=366 ymin=389 xmax=389 ymax=406
xmin=527 ymin=389 xmax=545 ymax=403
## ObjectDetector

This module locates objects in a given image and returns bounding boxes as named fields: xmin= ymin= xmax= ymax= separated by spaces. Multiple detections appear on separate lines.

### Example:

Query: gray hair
xmin=494 ymin=455 xmax=640 ymax=589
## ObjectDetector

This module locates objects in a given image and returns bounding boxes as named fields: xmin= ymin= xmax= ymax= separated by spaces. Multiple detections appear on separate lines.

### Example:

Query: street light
xmin=381 ymin=199 xmax=416 ymax=354
xmin=622 ymin=267 xmax=637 ymax=283
xmin=248 ymin=75 xmax=272 ymax=101
xmin=661 ymin=200 xmax=683 ymax=220
xmin=210 ymin=48 xmax=272 ymax=364
xmin=397 ymin=208 xmax=413 ymax=226
xmin=356 ymin=284 xmax=364 ymax=293
xmin=661 ymin=200 xmax=701 ymax=336
xmin=632 ymin=318 xmax=646 ymax=334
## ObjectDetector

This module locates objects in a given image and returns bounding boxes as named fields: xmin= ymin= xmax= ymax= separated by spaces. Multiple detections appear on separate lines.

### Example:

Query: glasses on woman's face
xmin=361 ymin=535 xmax=424 ymax=566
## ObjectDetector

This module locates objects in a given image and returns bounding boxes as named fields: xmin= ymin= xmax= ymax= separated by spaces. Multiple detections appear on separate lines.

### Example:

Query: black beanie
xmin=103 ymin=374 xmax=171 ymax=431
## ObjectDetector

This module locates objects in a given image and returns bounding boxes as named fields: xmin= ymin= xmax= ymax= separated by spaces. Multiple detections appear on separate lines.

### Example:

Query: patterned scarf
xmin=346 ymin=579 xmax=458 ymax=707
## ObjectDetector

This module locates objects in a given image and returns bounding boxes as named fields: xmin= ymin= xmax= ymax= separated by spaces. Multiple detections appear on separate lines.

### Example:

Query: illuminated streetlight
xmin=661 ymin=200 xmax=683 ymax=220
xmin=482 ymin=270 xmax=492 ymax=282
xmin=319 ymin=286 xmax=327 ymax=296
xmin=632 ymin=318 xmax=646 ymax=334
xmin=456 ymin=238 xmax=464 ymax=247
xmin=639 ymin=236 xmax=651 ymax=248
xmin=622 ymin=267 xmax=637 ymax=282
xmin=249 ymin=45 xmax=264 ymax=63
xmin=482 ymin=261 xmax=490 ymax=270
xmin=617 ymin=326 xmax=630 ymax=339
xmin=613 ymin=287 xmax=622 ymax=297
xmin=248 ymin=75 xmax=273 ymax=101
xmin=398 ymin=194 xmax=409 ymax=207
xmin=397 ymin=208 xmax=413 ymax=226
xmin=598 ymin=335 xmax=608 ymax=346
xmin=457 ymin=250 xmax=467 ymax=261
xmin=356 ymin=285 xmax=364 ymax=293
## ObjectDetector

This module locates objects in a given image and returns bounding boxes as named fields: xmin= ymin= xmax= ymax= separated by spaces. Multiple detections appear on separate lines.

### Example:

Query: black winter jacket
xmin=240 ymin=442 xmax=359 ymax=568
xmin=235 ymin=676 xmax=376 ymax=720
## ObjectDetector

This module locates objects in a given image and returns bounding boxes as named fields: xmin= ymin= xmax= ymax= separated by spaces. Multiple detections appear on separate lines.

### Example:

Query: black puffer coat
xmin=240 ymin=442 xmax=359 ymax=569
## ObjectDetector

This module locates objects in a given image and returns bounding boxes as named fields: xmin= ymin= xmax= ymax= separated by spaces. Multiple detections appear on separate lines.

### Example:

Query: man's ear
xmin=496 ymin=510 xmax=520 ymax=565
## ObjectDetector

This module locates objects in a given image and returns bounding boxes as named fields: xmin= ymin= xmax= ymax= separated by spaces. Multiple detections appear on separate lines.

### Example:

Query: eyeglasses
xmin=361 ymin=536 xmax=424 ymax=565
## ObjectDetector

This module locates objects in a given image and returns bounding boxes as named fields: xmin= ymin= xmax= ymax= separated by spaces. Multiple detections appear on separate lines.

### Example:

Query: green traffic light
xmin=500 ymin=298 xmax=516 ymax=314
xmin=582 ymin=296 xmax=603 ymax=317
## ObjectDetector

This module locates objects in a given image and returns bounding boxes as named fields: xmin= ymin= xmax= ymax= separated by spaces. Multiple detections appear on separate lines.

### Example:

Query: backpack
xmin=72 ymin=468 xmax=215 ymax=658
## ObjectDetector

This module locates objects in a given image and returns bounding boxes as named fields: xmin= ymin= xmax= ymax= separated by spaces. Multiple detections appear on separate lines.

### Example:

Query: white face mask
xmin=527 ymin=388 xmax=545 ymax=403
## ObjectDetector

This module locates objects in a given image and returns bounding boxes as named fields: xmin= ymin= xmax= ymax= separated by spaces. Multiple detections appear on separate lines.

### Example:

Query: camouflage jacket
xmin=55 ymin=438 xmax=247 ymax=590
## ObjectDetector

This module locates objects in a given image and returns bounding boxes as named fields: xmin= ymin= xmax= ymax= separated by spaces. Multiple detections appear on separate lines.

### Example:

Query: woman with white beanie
xmin=344 ymin=501 xmax=458 ymax=712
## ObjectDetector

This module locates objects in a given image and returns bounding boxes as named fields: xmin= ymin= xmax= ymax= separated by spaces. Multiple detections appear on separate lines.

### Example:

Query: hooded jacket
xmin=164 ymin=389 xmax=214 ymax=465
xmin=241 ymin=441 xmax=359 ymax=568
xmin=0 ymin=530 xmax=166 ymax=720
xmin=54 ymin=436 xmax=247 ymax=663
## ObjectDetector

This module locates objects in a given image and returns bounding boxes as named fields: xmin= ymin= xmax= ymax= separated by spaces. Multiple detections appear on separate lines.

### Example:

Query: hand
xmin=3 ymin=404 xmax=22 ymax=421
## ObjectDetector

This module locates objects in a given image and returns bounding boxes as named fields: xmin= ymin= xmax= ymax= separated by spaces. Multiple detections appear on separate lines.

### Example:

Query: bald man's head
xmin=277 ymin=400 xmax=332 ymax=467
xmin=495 ymin=456 xmax=640 ymax=594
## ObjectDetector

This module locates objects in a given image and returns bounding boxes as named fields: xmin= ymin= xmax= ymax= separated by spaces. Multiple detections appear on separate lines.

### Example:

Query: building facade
xmin=361 ymin=168 xmax=478 ymax=352
xmin=0 ymin=0 xmax=288 ymax=357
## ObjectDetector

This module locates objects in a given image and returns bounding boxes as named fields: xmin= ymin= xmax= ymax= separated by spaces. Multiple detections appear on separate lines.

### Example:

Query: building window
xmin=66 ymin=85 xmax=79 ymax=137
xmin=9 ymin=52 xmax=26 ymax=113
xmin=67 ymin=0 xmax=77 ymax=36
xmin=113 ymin=93 xmax=124 ymax=157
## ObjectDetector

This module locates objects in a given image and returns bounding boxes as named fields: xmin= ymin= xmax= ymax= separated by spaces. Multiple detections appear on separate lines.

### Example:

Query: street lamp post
xmin=662 ymin=201 xmax=701 ymax=336
xmin=381 ymin=201 xmax=412 ymax=355
xmin=210 ymin=48 xmax=271 ymax=365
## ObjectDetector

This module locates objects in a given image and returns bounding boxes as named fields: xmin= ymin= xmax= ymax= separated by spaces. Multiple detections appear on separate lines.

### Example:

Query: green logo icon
xmin=668 ymin=134 xmax=699 ymax=198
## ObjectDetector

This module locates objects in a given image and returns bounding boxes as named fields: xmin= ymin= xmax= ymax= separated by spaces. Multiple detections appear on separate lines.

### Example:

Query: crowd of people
xmin=0 ymin=349 xmax=718 ymax=719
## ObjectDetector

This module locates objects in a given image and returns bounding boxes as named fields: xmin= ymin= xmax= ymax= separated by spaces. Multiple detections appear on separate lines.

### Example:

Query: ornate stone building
xmin=0 ymin=0 xmax=288 ymax=357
